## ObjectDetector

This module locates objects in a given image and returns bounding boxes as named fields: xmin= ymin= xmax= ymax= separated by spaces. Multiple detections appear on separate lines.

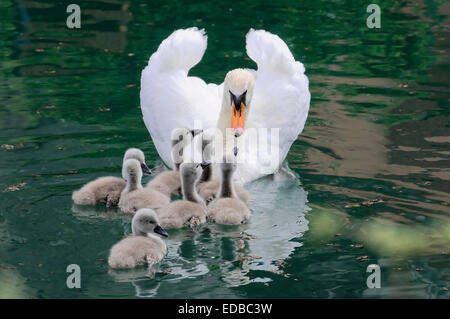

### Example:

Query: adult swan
xmin=140 ymin=28 xmax=310 ymax=184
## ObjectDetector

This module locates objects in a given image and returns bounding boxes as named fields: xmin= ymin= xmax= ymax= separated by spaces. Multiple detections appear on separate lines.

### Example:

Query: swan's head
xmin=122 ymin=158 xmax=143 ymax=182
xmin=132 ymin=208 xmax=168 ymax=237
xmin=224 ymin=69 xmax=255 ymax=137
xmin=123 ymin=148 xmax=151 ymax=175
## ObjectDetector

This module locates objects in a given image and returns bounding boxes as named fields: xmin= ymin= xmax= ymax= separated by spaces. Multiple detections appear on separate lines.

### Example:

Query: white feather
xmin=140 ymin=28 xmax=310 ymax=183
xmin=235 ymin=29 xmax=310 ymax=183
xmin=140 ymin=28 xmax=220 ymax=167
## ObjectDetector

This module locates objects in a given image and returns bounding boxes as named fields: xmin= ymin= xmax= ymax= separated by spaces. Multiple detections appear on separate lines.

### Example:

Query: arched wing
xmin=244 ymin=29 xmax=311 ymax=173
xmin=140 ymin=28 xmax=221 ymax=167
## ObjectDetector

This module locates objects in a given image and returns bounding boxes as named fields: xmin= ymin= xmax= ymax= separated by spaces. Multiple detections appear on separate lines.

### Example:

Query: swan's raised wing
xmin=242 ymin=29 xmax=310 ymax=180
xmin=140 ymin=28 xmax=221 ymax=168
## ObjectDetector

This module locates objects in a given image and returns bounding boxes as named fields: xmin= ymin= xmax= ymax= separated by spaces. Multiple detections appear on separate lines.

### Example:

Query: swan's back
xmin=207 ymin=198 xmax=251 ymax=225
xmin=147 ymin=170 xmax=181 ymax=197
xmin=72 ymin=176 xmax=126 ymax=206
xmin=157 ymin=200 xmax=207 ymax=229
xmin=118 ymin=188 xmax=170 ymax=214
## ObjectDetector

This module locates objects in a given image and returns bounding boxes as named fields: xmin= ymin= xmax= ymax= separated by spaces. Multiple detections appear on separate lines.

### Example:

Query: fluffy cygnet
xmin=196 ymin=138 xmax=249 ymax=204
xmin=72 ymin=148 xmax=151 ymax=207
xmin=207 ymin=150 xmax=251 ymax=225
xmin=118 ymin=159 xmax=170 ymax=214
xmin=146 ymin=127 xmax=198 ymax=197
xmin=108 ymin=209 xmax=168 ymax=269
xmin=197 ymin=175 xmax=249 ymax=205
xmin=157 ymin=162 xmax=208 ymax=229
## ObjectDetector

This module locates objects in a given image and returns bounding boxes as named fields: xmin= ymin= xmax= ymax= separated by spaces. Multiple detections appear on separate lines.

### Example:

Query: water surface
xmin=0 ymin=0 xmax=449 ymax=298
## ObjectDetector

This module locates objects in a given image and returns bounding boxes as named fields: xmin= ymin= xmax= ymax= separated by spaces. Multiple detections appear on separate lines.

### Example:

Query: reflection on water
xmin=108 ymin=266 xmax=161 ymax=298
xmin=71 ymin=204 xmax=123 ymax=221
xmin=0 ymin=0 xmax=449 ymax=298
xmin=241 ymin=178 xmax=309 ymax=270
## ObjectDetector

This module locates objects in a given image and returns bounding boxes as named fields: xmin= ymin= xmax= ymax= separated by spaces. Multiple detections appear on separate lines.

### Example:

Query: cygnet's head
xmin=171 ymin=127 xmax=202 ymax=146
xmin=132 ymin=208 xmax=168 ymax=237
xmin=122 ymin=158 xmax=143 ymax=182
xmin=170 ymin=127 xmax=203 ymax=169
xmin=180 ymin=162 xmax=207 ymax=185
xmin=123 ymin=148 xmax=151 ymax=175
xmin=223 ymin=69 xmax=255 ymax=137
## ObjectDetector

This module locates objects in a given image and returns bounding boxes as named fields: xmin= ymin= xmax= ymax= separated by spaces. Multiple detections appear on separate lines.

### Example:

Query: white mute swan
xmin=72 ymin=148 xmax=151 ymax=207
xmin=140 ymin=28 xmax=310 ymax=184
xmin=108 ymin=208 xmax=168 ymax=269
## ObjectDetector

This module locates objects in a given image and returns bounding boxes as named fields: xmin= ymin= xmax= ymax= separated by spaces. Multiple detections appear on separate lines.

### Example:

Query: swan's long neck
xmin=171 ymin=140 xmax=181 ymax=171
xmin=219 ymin=169 xmax=236 ymax=199
xmin=124 ymin=171 xmax=142 ymax=194
xmin=199 ymin=165 xmax=212 ymax=183
xmin=217 ymin=101 xmax=232 ymax=137
xmin=182 ymin=176 xmax=204 ymax=204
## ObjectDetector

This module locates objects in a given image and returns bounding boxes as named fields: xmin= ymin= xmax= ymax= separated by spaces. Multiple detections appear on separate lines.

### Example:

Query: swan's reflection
xmin=243 ymin=177 xmax=309 ymax=271
xmin=108 ymin=266 xmax=161 ymax=298
xmin=71 ymin=204 xmax=123 ymax=221
xmin=164 ymin=236 xmax=210 ymax=281
xmin=71 ymin=204 xmax=133 ymax=235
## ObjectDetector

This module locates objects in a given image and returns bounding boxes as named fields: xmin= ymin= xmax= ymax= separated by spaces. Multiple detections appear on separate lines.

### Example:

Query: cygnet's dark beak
xmin=140 ymin=163 xmax=152 ymax=175
xmin=200 ymin=160 xmax=211 ymax=169
xmin=191 ymin=129 xmax=203 ymax=137
xmin=233 ymin=147 xmax=238 ymax=156
xmin=154 ymin=225 xmax=168 ymax=237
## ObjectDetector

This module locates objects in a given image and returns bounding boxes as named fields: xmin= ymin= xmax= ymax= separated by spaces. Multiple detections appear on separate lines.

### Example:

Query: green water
xmin=0 ymin=0 xmax=449 ymax=298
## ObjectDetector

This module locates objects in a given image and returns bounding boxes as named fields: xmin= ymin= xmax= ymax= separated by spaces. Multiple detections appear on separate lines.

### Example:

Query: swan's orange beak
xmin=231 ymin=101 xmax=245 ymax=137
xmin=230 ymin=90 xmax=247 ymax=137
